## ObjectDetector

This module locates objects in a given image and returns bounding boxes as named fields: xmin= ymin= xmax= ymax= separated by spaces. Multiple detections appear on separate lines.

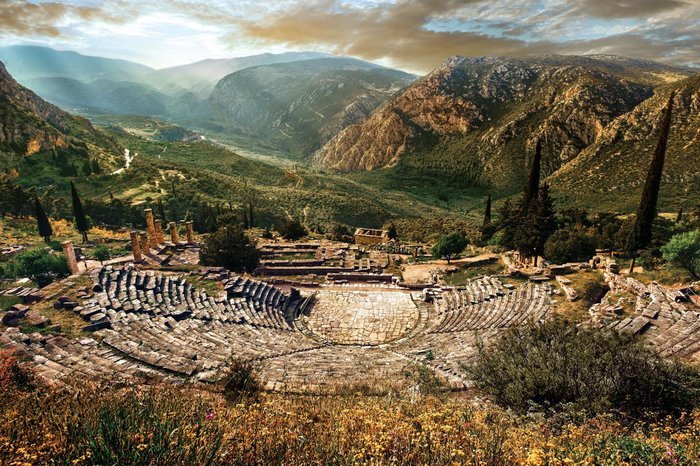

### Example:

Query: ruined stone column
xmin=140 ymin=231 xmax=150 ymax=256
xmin=154 ymin=219 xmax=165 ymax=245
xmin=61 ymin=240 xmax=80 ymax=274
xmin=169 ymin=221 xmax=179 ymax=244
xmin=145 ymin=209 xmax=158 ymax=248
xmin=130 ymin=230 xmax=142 ymax=262
xmin=185 ymin=221 xmax=194 ymax=244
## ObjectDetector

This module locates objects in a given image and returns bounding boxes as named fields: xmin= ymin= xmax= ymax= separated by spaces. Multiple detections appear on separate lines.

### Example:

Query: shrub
xmin=0 ymin=248 xmax=70 ymax=287
xmin=466 ymin=321 xmax=700 ymax=415
xmin=544 ymin=227 xmax=596 ymax=264
xmin=222 ymin=360 xmax=261 ymax=401
xmin=328 ymin=223 xmax=354 ymax=243
xmin=279 ymin=219 xmax=307 ymax=240
xmin=432 ymin=232 xmax=468 ymax=264
xmin=661 ymin=230 xmax=700 ymax=278
xmin=0 ymin=349 xmax=33 ymax=391
xmin=199 ymin=225 xmax=260 ymax=273
xmin=92 ymin=244 xmax=113 ymax=264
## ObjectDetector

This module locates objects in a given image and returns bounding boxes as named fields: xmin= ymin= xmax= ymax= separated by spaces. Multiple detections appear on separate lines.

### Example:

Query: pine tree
xmin=522 ymin=139 xmax=542 ymax=213
xmin=70 ymin=181 xmax=89 ymax=242
xmin=627 ymin=91 xmax=675 ymax=272
xmin=34 ymin=195 xmax=53 ymax=243
xmin=483 ymin=193 xmax=492 ymax=226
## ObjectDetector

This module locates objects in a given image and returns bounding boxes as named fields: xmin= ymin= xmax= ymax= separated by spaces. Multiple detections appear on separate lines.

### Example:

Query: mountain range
xmin=314 ymin=55 xmax=697 ymax=209
xmin=1 ymin=45 xmax=699 ymax=216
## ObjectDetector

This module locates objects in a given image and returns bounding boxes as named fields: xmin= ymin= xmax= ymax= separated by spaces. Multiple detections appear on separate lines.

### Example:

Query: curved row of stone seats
xmin=605 ymin=275 xmax=688 ymax=323
xmin=648 ymin=311 xmax=700 ymax=359
xmin=0 ymin=327 xmax=182 ymax=385
xmin=437 ymin=277 xmax=506 ymax=310
xmin=392 ymin=329 xmax=501 ymax=386
xmin=97 ymin=312 xmax=321 ymax=382
xmin=86 ymin=266 xmax=298 ymax=332
xmin=223 ymin=275 xmax=303 ymax=328
xmin=431 ymin=282 xmax=551 ymax=333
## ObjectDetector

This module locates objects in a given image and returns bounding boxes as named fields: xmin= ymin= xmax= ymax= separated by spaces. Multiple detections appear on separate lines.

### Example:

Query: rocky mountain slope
xmin=0 ymin=61 xmax=117 ymax=159
xmin=314 ymin=55 xmax=691 ymax=193
xmin=549 ymin=74 xmax=700 ymax=211
xmin=209 ymin=58 xmax=416 ymax=155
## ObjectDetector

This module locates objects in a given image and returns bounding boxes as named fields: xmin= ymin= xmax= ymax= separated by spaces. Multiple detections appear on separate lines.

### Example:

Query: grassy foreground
xmin=0 ymin=354 xmax=698 ymax=465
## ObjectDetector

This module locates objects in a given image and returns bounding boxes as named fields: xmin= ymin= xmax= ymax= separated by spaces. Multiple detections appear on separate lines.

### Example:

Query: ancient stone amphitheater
xmin=2 ymin=264 xmax=697 ymax=393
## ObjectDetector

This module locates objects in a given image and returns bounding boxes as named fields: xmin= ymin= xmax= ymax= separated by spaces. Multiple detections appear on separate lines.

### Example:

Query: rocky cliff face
xmin=314 ymin=55 xmax=691 ymax=192
xmin=209 ymin=58 xmax=416 ymax=156
xmin=0 ymin=61 xmax=110 ymax=157
xmin=548 ymin=74 xmax=700 ymax=211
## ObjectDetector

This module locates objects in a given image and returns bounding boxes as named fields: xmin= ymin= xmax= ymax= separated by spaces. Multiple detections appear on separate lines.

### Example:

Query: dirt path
xmin=400 ymin=254 xmax=499 ymax=284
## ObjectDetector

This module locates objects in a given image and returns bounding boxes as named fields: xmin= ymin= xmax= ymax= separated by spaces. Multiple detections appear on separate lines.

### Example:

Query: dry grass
xmin=2 ymin=370 xmax=700 ymax=465
xmin=552 ymin=270 xmax=608 ymax=321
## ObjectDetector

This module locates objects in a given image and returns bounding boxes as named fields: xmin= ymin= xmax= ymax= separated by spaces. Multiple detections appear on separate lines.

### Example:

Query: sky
xmin=1 ymin=0 xmax=699 ymax=73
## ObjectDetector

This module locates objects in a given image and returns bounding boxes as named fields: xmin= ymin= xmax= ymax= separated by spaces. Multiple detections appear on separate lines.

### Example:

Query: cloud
xmin=237 ymin=0 xmax=700 ymax=72
xmin=1 ymin=0 xmax=698 ymax=71
xmin=0 ymin=1 xmax=133 ymax=38
xmin=239 ymin=0 xmax=530 ymax=72
xmin=576 ymin=0 xmax=687 ymax=19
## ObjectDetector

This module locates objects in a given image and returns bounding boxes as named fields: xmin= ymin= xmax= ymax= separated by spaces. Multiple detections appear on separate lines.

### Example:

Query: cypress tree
xmin=627 ymin=91 xmax=675 ymax=272
xmin=522 ymin=139 xmax=542 ymax=212
xmin=91 ymin=159 xmax=102 ymax=174
xmin=157 ymin=198 xmax=167 ymax=223
xmin=483 ymin=193 xmax=492 ymax=226
xmin=248 ymin=202 xmax=254 ymax=228
xmin=82 ymin=161 xmax=92 ymax=176
xmin=70 ymin=181 xmax=89 ymax=242
xmin=34 ymin=195 xmax=53 ymax=243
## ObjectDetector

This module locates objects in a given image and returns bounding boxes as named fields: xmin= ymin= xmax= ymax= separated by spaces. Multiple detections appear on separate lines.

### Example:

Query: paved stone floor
xmin=305 ymin=290 xmax=420 ymax=345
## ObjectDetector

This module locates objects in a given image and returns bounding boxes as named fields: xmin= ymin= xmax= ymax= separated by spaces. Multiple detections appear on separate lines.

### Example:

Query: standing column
xmin=169 ymin=221 xmax=179 ymax=244
xmin=154 ymin=219 xmax=165 ymax=245
xmin=61 ymin=240 xmax=80 ymax=274
xmin=145 ymin=209 xmax=158 ymax=248
xmin=140 ymin=231 xmax=150 ymax=256
xmin=185 ymin=221 xmax=194 ymax=244
xmin=130 ymin=230 xmax=142 ymax=262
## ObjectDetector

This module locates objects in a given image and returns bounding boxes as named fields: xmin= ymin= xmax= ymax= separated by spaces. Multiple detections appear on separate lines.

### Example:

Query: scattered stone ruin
xmin=354 ymin=228 xmax=389 ymax=246
xmin=2 ymin=228 xmax=699 ymax=394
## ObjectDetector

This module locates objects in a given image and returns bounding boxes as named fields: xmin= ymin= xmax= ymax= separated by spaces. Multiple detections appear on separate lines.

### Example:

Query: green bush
xmin=279 ymin=219 xmax=307 ymax=241
xmin=544 ymin=227 xmax=596 ymax=264
xmin=466 ymin=321 xmax=700 ymax=415
xmin=432 ymin=232 xmax=468 ymax=263
xmin=0 ymin=248 xmax=70 ymax=287
xmin=200 ymin=225 xmax=260 ymax=273
xmin=661 ymin=230 xmax=700 ymax=279
xmin=92 ymin=245 xmax=113 ymax=264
